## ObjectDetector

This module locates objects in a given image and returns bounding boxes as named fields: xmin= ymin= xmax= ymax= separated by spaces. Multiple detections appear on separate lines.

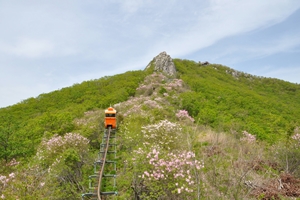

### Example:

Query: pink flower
xmin=292 ymin=133 xmax=300 ymax=141
xmin=240 ymin=131 xmax=256 ymax=143
xmin=144 ymin=171 xmax=150 ymax=177
xmin=176 ymin=110 xmax=194 ymax=122
xmin=153 ymin=149 xmax=157 ymax=154
xmin=9 ymin=173 xmax=15 ymax=179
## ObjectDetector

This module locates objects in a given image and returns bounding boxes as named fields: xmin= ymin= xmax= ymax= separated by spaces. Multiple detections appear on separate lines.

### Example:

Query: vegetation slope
xmin=1 ymin=58 xmax=300 ymax=199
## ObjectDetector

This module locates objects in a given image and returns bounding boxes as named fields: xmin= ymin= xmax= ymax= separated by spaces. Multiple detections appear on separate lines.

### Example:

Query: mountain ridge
xmin=1 ymin=52 xmax=300 ymax=199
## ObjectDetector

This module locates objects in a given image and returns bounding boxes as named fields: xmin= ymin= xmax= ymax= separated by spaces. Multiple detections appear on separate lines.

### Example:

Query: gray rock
xmin=146 ymin=52 xmax=176 ymax=76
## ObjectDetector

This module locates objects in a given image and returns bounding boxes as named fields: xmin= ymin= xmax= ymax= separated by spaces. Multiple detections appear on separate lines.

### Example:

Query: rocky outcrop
xmin=199 ymin=61 xmax=210 ymax=66
xmin=145 ymin=52 xmax=176 ymax=76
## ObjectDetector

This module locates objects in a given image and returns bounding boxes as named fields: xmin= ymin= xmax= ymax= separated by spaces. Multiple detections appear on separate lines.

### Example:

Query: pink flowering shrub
xmin=115 ymin=95 xmax=165 ymax=117
xmin=37 ymin=133 xmax=89 ymax=167
xmin=143 ymin=99 xmax=163 ymax=109
xmin=127 ymin=118 xmax=203 ymax=198
xmin=135 ymin=73 xmax=167 ymax=96
xmin=136 ymin=84 xmax=149 ymax=91
xmin=166 ymin=79 xmax=183 ymax=90
xmin=115 ymin=72 xmax=187 ymax=119
xmin=5 ymin=158 xmax=19 ymax=167
xmin=145 ymin=73 xmax=167 ymax=85
xmin=292 ymin=133 xmax=300 ymax=141
xmin=176 ymin=110 xmax=195 ymax=123
xmin=240 ymin=131 xmax=256 ymax=143
xmin=121 ymin=119 xmax=183 ymax=153
xmin=141 ymin=120 xmax=182 ymax=150
xmin=115 ymin=96 xmax=150 ymax=117
xmin=0 ymin=173 xmax=15 ymax=198
xmin=8 ymin=133 xmax=91 ymax=199
xmin=135 ymin=72 xmax=186 ymax=97
xmin=123 ymin=104 xmax=143 ymax=117
xmin=292 ymin=133 xmax=300 ymax=148
xmin=0 ymin=163 xmax=57 ymax=199
xmin=133 ymin=147 xmax=203 ymax=199
xmin=136 ymin=83 xmax=154 ymax=96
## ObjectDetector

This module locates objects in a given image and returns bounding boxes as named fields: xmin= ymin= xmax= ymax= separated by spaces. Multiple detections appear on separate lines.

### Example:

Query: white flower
xmin=9 ymin=173 xmax=15 ymax=179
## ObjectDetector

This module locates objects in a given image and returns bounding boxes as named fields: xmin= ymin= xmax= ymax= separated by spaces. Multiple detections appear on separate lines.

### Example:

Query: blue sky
xmin=1 ymin=0 xmax=300 ymax=108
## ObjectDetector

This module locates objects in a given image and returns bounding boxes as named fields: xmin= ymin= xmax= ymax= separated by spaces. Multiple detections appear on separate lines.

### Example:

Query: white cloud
xmin=117 ymin=0 xmax=147 ymax=13
xmin=160 ymin=0 xmax=300 ymax=57
xmin=3 ymin=38 xmax=54 ymax=58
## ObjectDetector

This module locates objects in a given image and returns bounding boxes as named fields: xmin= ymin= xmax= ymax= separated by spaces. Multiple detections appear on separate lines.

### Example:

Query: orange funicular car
xmin=104 ymin=107 xmax=117 ymax=129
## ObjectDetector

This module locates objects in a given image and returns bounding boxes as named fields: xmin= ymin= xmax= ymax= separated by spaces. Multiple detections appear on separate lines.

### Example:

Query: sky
xmin=1 ymin=0 xmax=300 ymax=108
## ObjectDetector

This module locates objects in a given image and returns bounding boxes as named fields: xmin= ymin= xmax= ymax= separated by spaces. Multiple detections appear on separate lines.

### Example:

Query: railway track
xmin=82 ymin=127 xmax=117 ymax=200
xmin=97 ymin=127 xmax=111 ymax=200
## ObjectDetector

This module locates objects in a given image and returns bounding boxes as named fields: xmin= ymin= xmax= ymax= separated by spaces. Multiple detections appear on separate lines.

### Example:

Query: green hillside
xmin=0 ymin=70 xmax=150 ymax=162
xmin=1 ymin=57 xmax=300 ymax=199
xmin=174 ymin=59 xmax=300 ymax=142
